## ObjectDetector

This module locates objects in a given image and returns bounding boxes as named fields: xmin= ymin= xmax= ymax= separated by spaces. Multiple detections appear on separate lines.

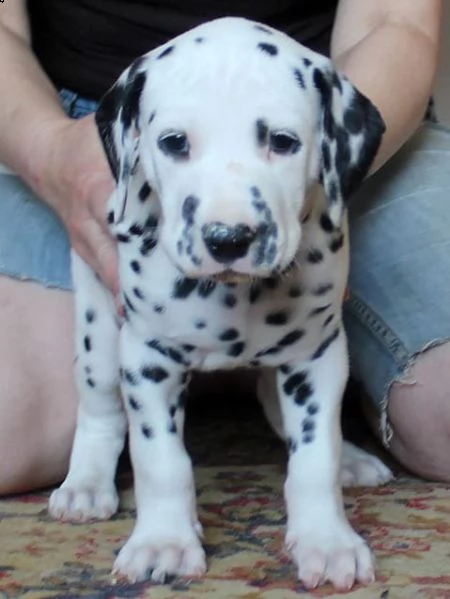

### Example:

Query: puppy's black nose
xmin=202 ymin=222 xmax=257 ymax=263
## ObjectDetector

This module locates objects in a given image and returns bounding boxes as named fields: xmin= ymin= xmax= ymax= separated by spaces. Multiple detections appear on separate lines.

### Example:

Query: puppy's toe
xmin=341 ymin=441 xmax=394 ymax=487
xmin=49 ymin=486 xmax=119 ymax=522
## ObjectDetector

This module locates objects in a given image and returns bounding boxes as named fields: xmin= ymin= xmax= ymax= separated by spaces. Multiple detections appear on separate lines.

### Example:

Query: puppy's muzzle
xmin=202 ymin=222 xmax=257 ymax=263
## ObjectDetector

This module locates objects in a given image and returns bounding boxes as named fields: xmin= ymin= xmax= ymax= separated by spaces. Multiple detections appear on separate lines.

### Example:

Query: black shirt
xmin=28 ymin=0 xmax=337 ymax=100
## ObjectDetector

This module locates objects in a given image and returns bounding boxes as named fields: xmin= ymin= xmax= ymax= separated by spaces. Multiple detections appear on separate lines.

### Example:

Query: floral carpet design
xmin=1 ymin=388 xmax=450 ymax=598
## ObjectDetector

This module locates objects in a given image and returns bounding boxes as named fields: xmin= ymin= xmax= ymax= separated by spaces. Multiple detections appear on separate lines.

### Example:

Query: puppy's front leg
xmin=278 ymin=327 xmax=374 ymax=591
xmin=113 ymin=325 xmax=205 ymax=583
xmin=49 ymin=253 xmax=125 ymax=522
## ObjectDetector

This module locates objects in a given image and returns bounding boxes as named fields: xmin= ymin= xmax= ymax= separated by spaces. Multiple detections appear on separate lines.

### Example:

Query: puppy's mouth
xmin=211 ymin=270 xmax=252 ymax=284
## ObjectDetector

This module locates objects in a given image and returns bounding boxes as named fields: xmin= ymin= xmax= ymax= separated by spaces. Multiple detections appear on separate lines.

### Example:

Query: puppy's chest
xmin=120 ymin=245 xmax=344 ymax=371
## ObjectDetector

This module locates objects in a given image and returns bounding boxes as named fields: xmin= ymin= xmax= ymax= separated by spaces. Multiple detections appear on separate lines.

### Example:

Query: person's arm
xmin=0 ymin=1 xmax=117 ymax=294
xmin=331 ymin=0 xmax=442 ymax=172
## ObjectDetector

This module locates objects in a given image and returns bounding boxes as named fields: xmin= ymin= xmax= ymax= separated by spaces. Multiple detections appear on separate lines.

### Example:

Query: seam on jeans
xmin=0 ymin=268 xmax=72 ymax=291
xmin=346 ymin=292 xmax=410 ymax=366
xmin=345 ymin=291 xmax=411 ymax=448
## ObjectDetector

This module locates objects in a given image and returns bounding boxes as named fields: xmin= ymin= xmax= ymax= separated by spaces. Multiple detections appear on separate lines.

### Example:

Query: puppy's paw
xmin=49 ymin=485 xmax=119 ymax=522
xmin=112 ymin=529 xmax=206 ymax=583
xmin=340 ymin=441 xmax=394 ymax=487
xmin=286 ymin=520 xmax=375 ymax=591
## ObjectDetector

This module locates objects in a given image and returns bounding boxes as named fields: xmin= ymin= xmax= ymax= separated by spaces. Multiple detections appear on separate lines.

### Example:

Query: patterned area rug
xmin=1 ymin=381 xmax=450 ymax=599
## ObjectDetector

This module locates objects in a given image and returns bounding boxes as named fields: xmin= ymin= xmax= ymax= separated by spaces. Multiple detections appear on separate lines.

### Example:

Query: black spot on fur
xmin=107 ymin=210 xmax=114 ymax=225
xmin=123 ymin=369 xmax=139 ymax=386
xmin=140 ymin=236 xmax=157 ymax=256
xmin=228 ymin=341 xmax=245 ymax=357
xmin=266 ymin=310 xmax=289 ymax=326
xmin=303 ymin=434 xmax=315 ymax=444
xmin=223 ymin=293 xmax=237 ymax=308
xmin=154 ymin=304 xmax=165 ymax=314
xmin=283 ymin=371 xmax=308 ymax=395
xmin=295 ymin=382 xmax=313 ymax=406
xmin=309 ymin=304 xmax=331 ymax=317
xmin=313 ymin=283 xmax=334 ymax=296
xmin=173 ymin=277 xmax=198 ymax=299
xmin=128 ymin=396 xmax=140 ymax=411
xmin=249 ymin=282 xmax=263 ymax=303
xmin=130 ymin=260 xmax=141 ymax=274
xmin=251 ymin=186 xmax=262 ymax=201
xmin=323 ymin=314 xmax=335 ymax=328
xmin=320 ymin=212 xmax=335 ymax=233
xmin=219 ymin=328 xmax=240 ymax=342
xmin=198 ymin=279 xmax=216 ymax=298
xmin=124 ymin=293 xmax=137 ymax=313
xmin=195 ymin=36 xmax=204 ymax=43
xmin=279 ymin=364 xmax=292 ymax=375
xmin=85 ymin=309 xmax=96 ymax=324
xmin=306 ymin=249 xmax=324 ymax=264
xmin=86 ymin=378 xmax=96 ymax=388
xmin=129 ymin=223 xmax=144 ymax=236
xmin=312 ymin=328 xmax=340 ymax=360
xmin=329 ymin=233 xmax=344 ymax=253
xmin=265 ymin=276 xmax=279 ymax=290
xmin=256 ymin=119 xmax=268 ymax=146
xmin=302 ymin=418 xmax=315 ymax=433
xmin=254 ymin=24 xmax=273 ymax=35
xmin=182 ymin=195 xmax=199 ymax=224
xmin=182 ymin=344 xmax=196 ymax=353
xmin=168 ymin=421 xmax=177 ymax=434
xmin=255 ymin=345 xmax=280 ymax=358
xmin=141 ymin=365 xmax=169 ymax=382
xmin=116 ymin=233 xmax=131 ymax=243
xmin=141 ymin=424 xmax=153 ymax=439
xmin=321 ymin=141 xmax=331 ymax=172
xmin=258 ymin=42 xmax=278 ymax=56
xmin=133 ymin=287 xmax=144 ymax=300
xmin=83 ymin=336 xmax=92 ymax=352
xmin=139 ymin=182 xmax=151 ymax=202
xmin=146 ymin=339 xmax=188 ymax=366
xmin=303 ymin=57 xmax=312 ymax=68
xmin=145 ymin=215 xmax=158 ymax=229
xmin=293 ymin=68 xmax=306 ymax=90
xmin=195 ymin=320 xmax=207 ymax=329
xmin=121 ymin=70 xmax=147 ymax=132
xmin=157 ymin=45 xmax=175 ymax=60
xmin=278 ymin=329 xmax=305 ymax=346
xmin=313 ymin=68 xmax=332 ymax=108
xmin=307 ymin=403 xmax=319 ymax=416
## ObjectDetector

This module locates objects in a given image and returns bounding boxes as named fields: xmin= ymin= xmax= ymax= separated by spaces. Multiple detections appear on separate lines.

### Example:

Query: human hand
xmin=34 ymin=114 xmax=119 ymax=299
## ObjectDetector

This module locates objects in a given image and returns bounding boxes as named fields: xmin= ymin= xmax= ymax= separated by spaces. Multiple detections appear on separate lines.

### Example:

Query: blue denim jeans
xmin=1 ymin=90 xmax=449 ymax=443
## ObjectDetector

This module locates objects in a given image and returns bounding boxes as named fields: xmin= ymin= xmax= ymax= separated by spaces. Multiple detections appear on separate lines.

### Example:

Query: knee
xmin=0 ymin=383 xmax=78 ymax=495
xmin=387 ymin=341 xmax=450 ymax=482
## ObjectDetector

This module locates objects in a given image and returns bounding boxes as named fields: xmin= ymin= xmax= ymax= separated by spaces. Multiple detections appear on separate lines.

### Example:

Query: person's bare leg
xmin=386 ymin=341 xmax=450 ymax=482
xmin=0 ymin=276 xmax=78 ymax=494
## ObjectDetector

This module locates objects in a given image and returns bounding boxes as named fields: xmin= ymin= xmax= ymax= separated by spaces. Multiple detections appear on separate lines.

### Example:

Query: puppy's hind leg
xmin=49 ymin=252 xmax=125 ymax=522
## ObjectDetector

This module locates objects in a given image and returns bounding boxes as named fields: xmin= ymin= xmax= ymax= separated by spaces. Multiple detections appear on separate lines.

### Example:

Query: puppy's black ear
xmin=95 ymin=56 xmax=148 ymax=222
xmin=314 ymin=67 xmax=385 ymax=227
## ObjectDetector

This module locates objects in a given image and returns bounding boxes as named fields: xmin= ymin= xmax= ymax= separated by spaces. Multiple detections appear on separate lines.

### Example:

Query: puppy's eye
xmin=269 ymin=131 xmax=301 ymax=155
xmin=158 ymin=131 xmax=190 ymax=158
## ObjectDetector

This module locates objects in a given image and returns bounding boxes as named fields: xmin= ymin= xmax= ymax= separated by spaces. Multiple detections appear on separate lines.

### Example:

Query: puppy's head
xmin=96 ymin=17 xmax=385 ymax=280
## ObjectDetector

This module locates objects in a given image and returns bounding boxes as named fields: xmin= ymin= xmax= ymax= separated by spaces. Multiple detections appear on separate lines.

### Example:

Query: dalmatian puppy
xmin=49 ymin=17 xmax=390 ymax=590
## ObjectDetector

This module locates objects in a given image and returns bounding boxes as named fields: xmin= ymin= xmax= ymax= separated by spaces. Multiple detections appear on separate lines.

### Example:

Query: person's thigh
xmin=0 ymin=172 xmax=78 ymax=494
xmin=344 ymin=122 xmax=450 ymax=479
